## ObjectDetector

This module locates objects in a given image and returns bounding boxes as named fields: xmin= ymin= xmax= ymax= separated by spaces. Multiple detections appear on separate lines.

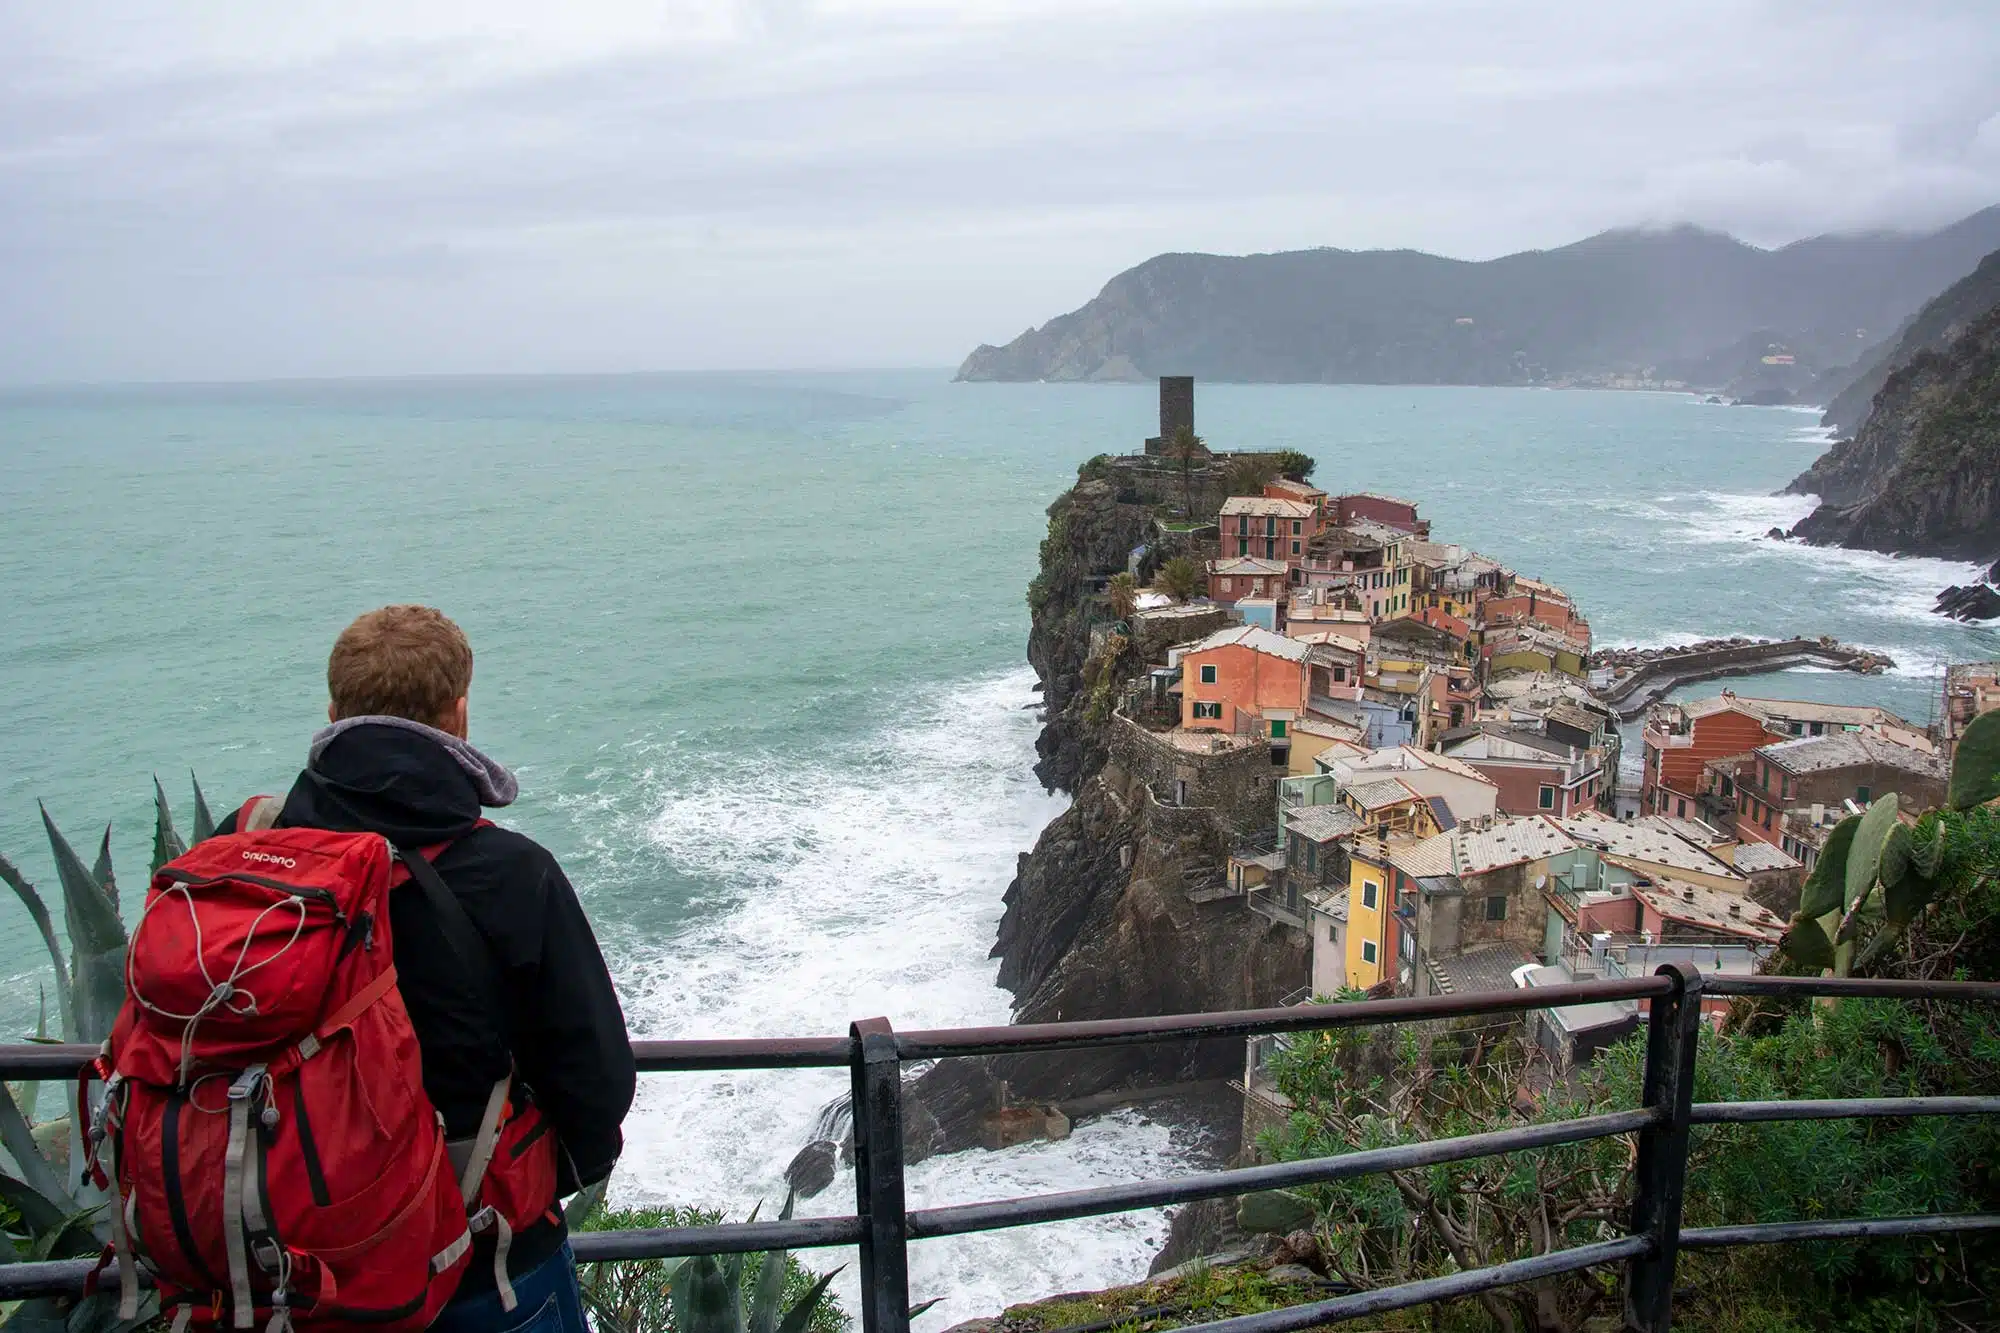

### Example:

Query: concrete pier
xmin=1591 ymin=637 xmax=1895 ymax=719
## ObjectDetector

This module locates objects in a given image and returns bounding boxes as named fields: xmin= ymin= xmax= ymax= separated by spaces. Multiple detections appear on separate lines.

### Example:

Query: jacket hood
xmin=283 ymin=719 xmax=518 ymax=847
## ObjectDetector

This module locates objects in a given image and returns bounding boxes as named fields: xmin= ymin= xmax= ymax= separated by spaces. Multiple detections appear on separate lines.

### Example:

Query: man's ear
xmin=447 ymin=696 xmax=469 ymax=740
xmin=328 ymin=702 xmax=338 ymax=724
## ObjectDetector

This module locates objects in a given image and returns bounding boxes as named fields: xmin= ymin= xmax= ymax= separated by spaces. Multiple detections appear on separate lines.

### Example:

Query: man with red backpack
xmin=106 ymin=605 xmax=634 ymax=1332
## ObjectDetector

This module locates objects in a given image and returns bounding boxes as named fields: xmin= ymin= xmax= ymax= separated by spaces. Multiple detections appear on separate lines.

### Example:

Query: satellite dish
xmin=1535 ymin=874 xmax=1547 ymax=889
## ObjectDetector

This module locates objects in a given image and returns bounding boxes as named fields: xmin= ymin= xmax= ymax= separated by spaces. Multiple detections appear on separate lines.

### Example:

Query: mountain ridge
xmin=958 ymin=207 xmax=2000 ymax=386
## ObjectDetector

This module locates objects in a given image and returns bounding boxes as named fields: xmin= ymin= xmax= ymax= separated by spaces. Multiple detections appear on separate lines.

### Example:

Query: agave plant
xmin=577 ymin=1188 xmax=844 ymax=1333
xmin=0 ymin=776 xmax=213 ymax=1327
xmin=1783 ymin=710 xmax=2000 ymax=975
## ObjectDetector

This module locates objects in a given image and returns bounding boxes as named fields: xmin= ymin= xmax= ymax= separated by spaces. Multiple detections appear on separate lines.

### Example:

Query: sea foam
xmin=608 ymin=669 xmax=1198 ymax=1325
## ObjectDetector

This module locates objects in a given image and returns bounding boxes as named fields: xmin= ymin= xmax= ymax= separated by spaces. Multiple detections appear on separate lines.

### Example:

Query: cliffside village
xmin=1087 ymin=380 xmax=2000 ymax=1126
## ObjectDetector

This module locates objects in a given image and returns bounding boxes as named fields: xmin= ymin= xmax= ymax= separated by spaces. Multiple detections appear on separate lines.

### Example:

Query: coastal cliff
xmin=906 ymin=462 xmax=1306 ymax=1154
xmin=1788 ymin=297 xmax=2000 ymax=564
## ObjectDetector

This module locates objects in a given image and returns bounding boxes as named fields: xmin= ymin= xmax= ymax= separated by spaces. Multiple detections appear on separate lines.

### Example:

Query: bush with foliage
xmin=1155 ymin=556 xmax=1203 ymax=603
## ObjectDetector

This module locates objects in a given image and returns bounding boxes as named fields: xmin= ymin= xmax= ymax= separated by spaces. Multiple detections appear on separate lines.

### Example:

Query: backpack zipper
xmin=155 ymin=868 xmax=340 ymax=909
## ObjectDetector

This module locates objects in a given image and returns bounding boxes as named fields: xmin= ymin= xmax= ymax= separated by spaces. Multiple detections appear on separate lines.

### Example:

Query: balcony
xmin=1248 ymin=881 xmax=1308 ymax=930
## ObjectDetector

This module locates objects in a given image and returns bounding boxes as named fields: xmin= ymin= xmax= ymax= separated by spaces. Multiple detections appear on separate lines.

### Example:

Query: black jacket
xmin=220 ymin=723 xmax=636 ymax=1287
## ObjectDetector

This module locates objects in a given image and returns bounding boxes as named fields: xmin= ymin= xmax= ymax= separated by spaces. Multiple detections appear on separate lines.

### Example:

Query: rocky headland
xmin=1785 ymin=248 xmax=2000 ymax=613
xmin=904 ymin=457 xmax=1306 ymax=1158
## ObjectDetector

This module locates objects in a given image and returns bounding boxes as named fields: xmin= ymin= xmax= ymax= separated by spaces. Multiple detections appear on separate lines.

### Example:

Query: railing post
xmin=850 ymin=1018 xmax=911 ymax=1333
xmin=1624 ymin=963 xmax=1703 ymax=1333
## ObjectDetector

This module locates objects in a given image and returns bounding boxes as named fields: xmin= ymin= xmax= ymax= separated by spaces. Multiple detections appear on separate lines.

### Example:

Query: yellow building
xmin=1345 ymin=842 xmax=1393 ymax=990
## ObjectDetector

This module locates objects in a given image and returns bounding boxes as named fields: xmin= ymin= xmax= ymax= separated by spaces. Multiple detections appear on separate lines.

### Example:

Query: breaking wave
xmin=600 ymin=669 xmax=1198 ymax=1325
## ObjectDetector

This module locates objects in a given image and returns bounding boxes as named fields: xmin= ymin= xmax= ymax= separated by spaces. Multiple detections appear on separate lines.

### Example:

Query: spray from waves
xmin=604 ymin=668 xmax=1202 ymax=1324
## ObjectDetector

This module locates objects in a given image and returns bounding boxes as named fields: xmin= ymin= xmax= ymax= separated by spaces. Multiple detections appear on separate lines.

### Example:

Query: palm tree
xmin=1164 ymin=425 xmax=1209 ymax=517
xmin=1224 ymin=455 xmax=1277 ymax=497
xmin=1106 ymin=571 xmax=1139 ymax=621
xmin=1156 ymin=556 xmax=1203 ymax=603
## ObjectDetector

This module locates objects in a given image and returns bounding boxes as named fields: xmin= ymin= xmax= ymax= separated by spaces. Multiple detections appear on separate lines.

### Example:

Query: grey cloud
xmin=1 ymin=0 xmax=1997 ymax=381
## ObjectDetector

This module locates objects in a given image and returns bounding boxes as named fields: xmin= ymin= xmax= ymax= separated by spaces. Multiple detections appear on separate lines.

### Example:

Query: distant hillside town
xmin=1053 ymin=378 xmax=2000 ymax=1136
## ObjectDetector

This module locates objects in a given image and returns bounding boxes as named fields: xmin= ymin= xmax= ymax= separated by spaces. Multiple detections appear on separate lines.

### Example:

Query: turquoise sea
xmin=3 ymin=372 xmax=1996 ymax=1317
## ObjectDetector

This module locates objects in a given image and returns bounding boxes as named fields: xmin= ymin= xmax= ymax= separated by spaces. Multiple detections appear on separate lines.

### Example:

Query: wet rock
xmin=785 ymin=1140 xmax=838 ymax=1200
xmin=1264 ymin=1264 xmax=1322 ymax=1286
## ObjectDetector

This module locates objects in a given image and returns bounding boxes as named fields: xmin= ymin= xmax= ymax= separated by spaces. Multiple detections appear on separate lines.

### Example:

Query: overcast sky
xmin=4 ymin=0 xmax=1997 ymax=383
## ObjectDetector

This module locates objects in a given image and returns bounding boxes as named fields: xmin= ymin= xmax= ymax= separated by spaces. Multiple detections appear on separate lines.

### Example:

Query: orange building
xmin=1179 ymin=625 xmax=1309 ymax=739
xmin=1641 ymin=696 xmax=1787 ymax=821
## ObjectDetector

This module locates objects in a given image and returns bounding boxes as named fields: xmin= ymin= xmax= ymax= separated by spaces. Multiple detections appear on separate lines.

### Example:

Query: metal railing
xmin=1 ymin=969 xmax=1996 ymax=1332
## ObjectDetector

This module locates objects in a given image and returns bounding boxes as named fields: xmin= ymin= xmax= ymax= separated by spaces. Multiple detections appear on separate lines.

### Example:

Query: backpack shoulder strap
xmin=238 ymin=796 xmax=283 ymax=833
xmin=394 ymin=844 xmax=504 ymax=1007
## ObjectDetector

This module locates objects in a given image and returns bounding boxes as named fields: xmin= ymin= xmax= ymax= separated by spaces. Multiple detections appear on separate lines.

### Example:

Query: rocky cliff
xmin=1789 ymin=300 xmax=2000 ymax=564
xmin=957 ymin=208 xmax=2000 ymax=386
xmin=1812 ymin=249 xmax=2000 ymax=440
xmin=906 ymin=463 xmax=1307 ymax=1154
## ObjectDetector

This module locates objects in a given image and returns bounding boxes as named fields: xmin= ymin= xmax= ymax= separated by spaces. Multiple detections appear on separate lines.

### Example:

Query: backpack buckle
xmin=228 ymin=1065 xmax=268 ymax=1103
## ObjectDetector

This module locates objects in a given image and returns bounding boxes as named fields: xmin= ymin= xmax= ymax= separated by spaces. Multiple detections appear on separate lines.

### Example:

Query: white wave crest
xmin=604 ymin=670 xmax=1201 ymax=1324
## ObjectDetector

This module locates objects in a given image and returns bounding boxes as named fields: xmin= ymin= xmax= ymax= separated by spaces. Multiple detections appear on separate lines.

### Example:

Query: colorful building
xmin=1263 ymin=477 xmax=1328 ymax=519
xmin=1441 ymin=724 xmax=1608 ymax=816
xmin=1220 ymin=496 xmax=1319 ymax=563
xmin=1733 ymin=733 xmax=1948 ymax=847
xmin=1206 ymin=556 xmax=1288 ymax=605
xmin=1178 ymin=625 xmax=1309 ymax=740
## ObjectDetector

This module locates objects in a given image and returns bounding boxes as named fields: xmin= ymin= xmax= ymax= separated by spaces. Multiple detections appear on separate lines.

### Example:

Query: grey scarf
xmin=309 ymin=715 xmax=520 ymax=808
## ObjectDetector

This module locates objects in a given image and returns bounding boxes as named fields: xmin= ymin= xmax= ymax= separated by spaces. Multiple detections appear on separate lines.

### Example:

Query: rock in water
xmin=1935 ymin=563 xmax=2000 ymax=621
xmin=785 ymin=1140 xmax=838 ymax=1199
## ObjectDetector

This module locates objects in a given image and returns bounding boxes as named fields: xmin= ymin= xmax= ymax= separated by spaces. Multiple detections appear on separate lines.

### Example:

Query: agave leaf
xmin=1796 ymin=815 xmax=1859 ymax=921
xmin=0 ymin=1084 xmax=90 ymax=1241
xmin=58 ymin=1287 xmax=156 ymax=1333
xmin=0 ymin=1297 xmax=73 ymax=1332
xmin=773 ymin=1268 xmax=843 ymax=1333
xmin=151 ymin=777 xmax=187 ymax=876
xmin=563 ymin=1173 xmax=610 ymax=1231
xmin=680 ymin=1254 xmax=743 ymax=1333
xmin=1947 ymin=709 xmax=2000 ymax=811
xmin=39 ymin=807 xmax=127 ymax=1046
xmin=1784 ymin=916 xmax=1835 ymax=971
xmin=907 ymin=1299 xmax=943 ymax=1321
xmin=1844 ymin=795 xmax=1901 ymax=913
xmin=191 ymin=775 xmax=217 ymax=845
xmin=0 ymin=854 xmax=77 ymax=1043
xmin=89 ymin=827 xmax=117 ymax=915
xmin=748 ymin=1189 xmax=798 ymax=1333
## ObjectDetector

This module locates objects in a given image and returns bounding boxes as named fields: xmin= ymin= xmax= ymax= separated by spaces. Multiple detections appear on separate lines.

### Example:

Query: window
xmin=1676 ymin=798 xmax=1686 ymax=818
xmin=1218 ymin=578 xmax=1232 ymax=594
xmin=1362 ymin=940 xmax=1377 ymax=964
xmin=1538 ymin=785 xmax=1556 ymax=810
xmin=1291 ymin=541 xmax=1301 ymax=555
xmin=1485 ymin=894 xmax=1507 ymax=921
xmin=1271 ymin=719 xmax=1288 ymax=738
xmin=1292 ymin=520 xmax=1302 ymax=535
xmin=1362 ymin=881 xmax=1378 ymax=910
xmin=1762 ymin=808 xmax=1773 ymax=831
xmin=1856 ymin=785 xmax=1871 ymax=804
xmin=1265 ymin=539 xmax=1276 ymax=559
xmin=1266 ymin=517 xmax=1277 ymax=536
xmin=1238 ymin=516 xmax=1250 ymax=534
xmin=1193 ymin=701 xmax=1222 ymax=719
xmin=1305 ymin=842 xmax=1317 ymax=872
xmin=1238 ymin=539 xmax=1249 ymax=557
xmin=1332 ymin=665 xmax=1347 ymax=683
xmin=1328 ymin=923 xmax=1338 ymax=942
xmin=1200 ymin=664 xmax=1217 ymax=684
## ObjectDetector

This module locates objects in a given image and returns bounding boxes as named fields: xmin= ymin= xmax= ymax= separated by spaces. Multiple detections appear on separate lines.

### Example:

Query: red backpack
xmin=89 ymin=797 xmax=558 ymax=1331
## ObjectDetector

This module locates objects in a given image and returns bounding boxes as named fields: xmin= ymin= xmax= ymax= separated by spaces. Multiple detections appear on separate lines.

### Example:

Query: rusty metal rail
xmin=0 ymin=969 xmax=1994 ymax=1331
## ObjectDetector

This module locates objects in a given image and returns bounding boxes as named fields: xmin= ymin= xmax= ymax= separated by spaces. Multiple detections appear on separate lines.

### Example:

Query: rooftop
xmin=1289 ymin=803 xmax=1365 ymax=843
xmin=1727 ymin=841 xmax=1802 ymax=874
xmin=1186 ymin=624 xmax=1311 ymax=664
xmin=1348 ymin=777 xmax=1425 ymax=811
xmin=1220 ymin=496 xmax=1316 ymax=519
xmin=1390 ymin=816 xmax=1578 ymax=880
xmin=1208 ymin=556 xmax=1289 ymax=577
xmin=1429 ymin=944 xmax=1536 ymax=996
xmin=1133 ymin=602 xmax=1222 ymax=621
xmin=1671 ymin=693 xmax=1916 ymax=730
xmin=1759 ymin=732 xmax=1947 ymax=780
xmin=1557 ymin=811 xmax=1742 ymax=878
xmin=1340 ymin=490 xmax=1420 ymax=511
xmin=1265 ymin=478 xmax=1325 ymax=500
xmin=1631 ymin=877 xmax=1785 ymax=943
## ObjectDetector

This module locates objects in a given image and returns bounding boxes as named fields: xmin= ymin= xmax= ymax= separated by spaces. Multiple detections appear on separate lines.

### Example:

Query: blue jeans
xmin=432 ymin=1243 xmax=587 ymax=1333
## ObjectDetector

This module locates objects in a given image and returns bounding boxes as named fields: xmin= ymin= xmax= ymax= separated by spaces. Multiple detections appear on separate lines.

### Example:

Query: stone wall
xmin=1110 ymin=712 xmax=1284 ymax=836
